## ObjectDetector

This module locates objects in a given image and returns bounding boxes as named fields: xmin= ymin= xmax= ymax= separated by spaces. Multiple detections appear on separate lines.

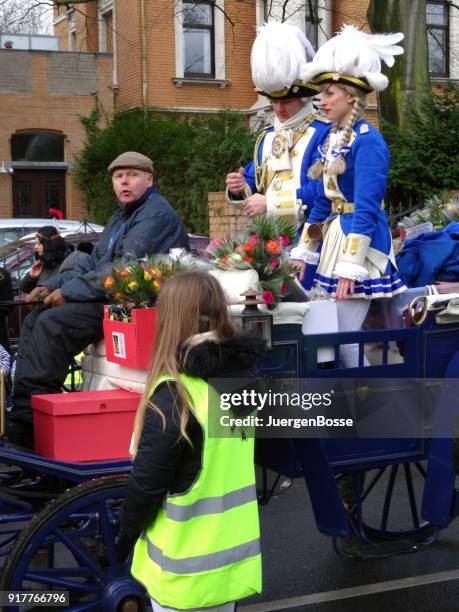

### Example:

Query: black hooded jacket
xmin=119 ymin=332 xmax=266 ymax=540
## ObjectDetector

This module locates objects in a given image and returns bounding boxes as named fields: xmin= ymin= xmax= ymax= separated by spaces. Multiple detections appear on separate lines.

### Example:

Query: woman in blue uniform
xmin=292 ymin=25 xmax=407 ymax=365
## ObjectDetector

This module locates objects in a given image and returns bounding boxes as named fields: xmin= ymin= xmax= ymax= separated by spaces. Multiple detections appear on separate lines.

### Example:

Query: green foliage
xmin=72 ymin=109 xmax=255 ymax=233
xmin=384 ymin=82 xmax=459 ymax=213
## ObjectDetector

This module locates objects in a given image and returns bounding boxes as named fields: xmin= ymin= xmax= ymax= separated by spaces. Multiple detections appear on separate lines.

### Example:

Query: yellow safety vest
xmin=130 ymin=373 xmax=262 ymax=609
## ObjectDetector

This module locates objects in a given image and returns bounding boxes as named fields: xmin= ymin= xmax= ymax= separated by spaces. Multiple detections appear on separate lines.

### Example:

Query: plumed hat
xmin=251 ymin=21 xmax=319 ymax=99
xmin=300 ymin=24 xmax=404 ymax=92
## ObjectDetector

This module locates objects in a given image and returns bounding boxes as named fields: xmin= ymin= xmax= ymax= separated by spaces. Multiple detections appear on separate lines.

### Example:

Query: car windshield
xmin=0 ymin=221 xmax=104 ymax=248
xmin=0 ymin=228 xmax=26 ymax=247
xmin=0 ymin=232 xmax=102 ymax=283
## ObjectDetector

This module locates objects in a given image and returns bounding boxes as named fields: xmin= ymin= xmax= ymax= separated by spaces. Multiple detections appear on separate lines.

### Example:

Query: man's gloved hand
xmin=115 ymin=532 xmax=136 ymax=565
xmin=25 ymin=286 xmax=50 ymax=303
xmin=44 ymin=289 xmax=66 ymax=308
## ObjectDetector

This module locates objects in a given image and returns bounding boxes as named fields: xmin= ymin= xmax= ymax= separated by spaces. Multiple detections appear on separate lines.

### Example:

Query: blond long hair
xmin=308 ymin=83 xmax=367 ymax=179
xmin=131 ymin=270 xmax=235 ymax=455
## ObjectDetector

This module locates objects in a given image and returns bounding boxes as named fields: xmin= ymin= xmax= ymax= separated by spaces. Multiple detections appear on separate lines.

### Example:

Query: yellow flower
xmin=104 ymin=276 xmax=115 ymax=288
xmin=152 ymin=280 xmax=161 ymax=291
xmin=144 ymin=271 xmax=152 ymax=281
xmin=128 ymin=281 xmax=138 ymax=290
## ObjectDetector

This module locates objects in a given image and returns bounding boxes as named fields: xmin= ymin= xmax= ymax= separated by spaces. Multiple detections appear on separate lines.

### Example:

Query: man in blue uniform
xmin=226 ymin=21 xmax=331 ymax=232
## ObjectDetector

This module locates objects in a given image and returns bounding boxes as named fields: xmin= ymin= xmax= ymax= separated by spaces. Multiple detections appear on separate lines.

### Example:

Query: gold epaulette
xmin=313 ymin=114 xmax=332 ymax=124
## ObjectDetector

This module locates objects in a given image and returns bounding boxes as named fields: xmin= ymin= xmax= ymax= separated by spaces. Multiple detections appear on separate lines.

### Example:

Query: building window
xmin=98 ymin=10 xmax=113 ymax=52
xmin=426 ymin=1 xmax=450 ymax=77
xmin=11 ymin=133 xmax=64 ymax=162
xmin=67 ymin=8 xmax=76 ymax=51
xmin=305 ymin=0 xmax=319 ymax=50
xmin=69 ymin=30 xmax=76 ymax=51
xmin=183 ymin=1 xmax=214 ymax=77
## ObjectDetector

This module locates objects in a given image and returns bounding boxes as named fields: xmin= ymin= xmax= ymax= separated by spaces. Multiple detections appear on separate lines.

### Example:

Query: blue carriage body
xmin=257 ymin=315 xmax=459 ymax=543
xmin=0 ymin=309 xmax=458 ymax=608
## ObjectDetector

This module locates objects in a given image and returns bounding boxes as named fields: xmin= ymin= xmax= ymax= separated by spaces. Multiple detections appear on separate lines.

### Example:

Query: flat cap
xmin=108 ymin=151 xmax=153 ymax=174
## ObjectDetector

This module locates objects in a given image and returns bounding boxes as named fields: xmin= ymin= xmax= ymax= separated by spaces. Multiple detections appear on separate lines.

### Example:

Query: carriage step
xmin=339 ymin=535 xmax=429 ymax=560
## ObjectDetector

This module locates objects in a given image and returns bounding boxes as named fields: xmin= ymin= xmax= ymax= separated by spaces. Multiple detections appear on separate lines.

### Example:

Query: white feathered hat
xmin=300 ymin=24 xmax=404 ymax=92
xmin=251 ymin=21 xmax=319 ymax=99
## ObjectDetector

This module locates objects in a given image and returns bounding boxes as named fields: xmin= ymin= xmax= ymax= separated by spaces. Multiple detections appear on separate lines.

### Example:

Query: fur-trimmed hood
xmin=179 ymin=332 xmax=267 ymax=380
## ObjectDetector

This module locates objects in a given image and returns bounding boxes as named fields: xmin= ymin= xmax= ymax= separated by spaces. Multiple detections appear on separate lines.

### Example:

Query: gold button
xmin=289 ymin=173 xmax=294 ymax=179
xmin=275 ymin=202 xmax=280 ymax=208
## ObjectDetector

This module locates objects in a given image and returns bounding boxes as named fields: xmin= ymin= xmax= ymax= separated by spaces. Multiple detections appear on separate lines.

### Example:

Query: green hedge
xmin=384 ymin=82 xmax=459 ymax=213
xmin=73 ymin=108 xmax=255 ymax=234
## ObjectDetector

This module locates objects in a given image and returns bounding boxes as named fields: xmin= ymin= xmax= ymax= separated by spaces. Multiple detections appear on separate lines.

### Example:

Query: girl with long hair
xmin=20 ymin=225 xmax=67 ymax=294
xmin=119 ymin=270 xmax=265 ymax=612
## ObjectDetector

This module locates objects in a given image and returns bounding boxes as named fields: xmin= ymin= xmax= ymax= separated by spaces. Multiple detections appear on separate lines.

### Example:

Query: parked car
xmin=187 ymin=233 xmax=210 ymax=257
xmin=0 ymin=231 xmax=102 ymax=346
xmin=1 ymin=230 xmax=209 ymax=347
xmin=0 ymin=219 xmax=104 ymax=247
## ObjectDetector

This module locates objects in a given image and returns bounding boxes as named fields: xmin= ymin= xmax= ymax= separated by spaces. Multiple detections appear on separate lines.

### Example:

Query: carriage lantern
xmin=232 ymin=289 xmax=272 ymax=349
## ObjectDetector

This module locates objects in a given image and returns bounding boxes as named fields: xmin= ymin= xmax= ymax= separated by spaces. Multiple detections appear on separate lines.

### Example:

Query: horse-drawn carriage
xmin=0 ymin=294 xmax=458 ymax=610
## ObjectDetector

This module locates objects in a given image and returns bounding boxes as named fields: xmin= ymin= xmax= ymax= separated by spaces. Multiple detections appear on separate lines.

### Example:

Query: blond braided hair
xmin=308 ymin=85 xmax=367 ymax=179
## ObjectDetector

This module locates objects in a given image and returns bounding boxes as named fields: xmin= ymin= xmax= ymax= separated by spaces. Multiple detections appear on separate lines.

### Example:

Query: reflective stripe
xmin=164 ymin=484 xmax=257 ymax=522
xmin=140 ymin=533 xmax=260 ymax=575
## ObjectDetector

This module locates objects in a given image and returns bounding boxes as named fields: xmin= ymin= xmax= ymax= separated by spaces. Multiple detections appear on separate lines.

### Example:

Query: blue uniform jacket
xmin=309 ymin=119 xmax=392 ymax=261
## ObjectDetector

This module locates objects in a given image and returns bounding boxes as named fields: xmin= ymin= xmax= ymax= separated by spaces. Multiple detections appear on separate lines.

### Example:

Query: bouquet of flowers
xmin=206 ymin=216 xmax=297 ymax=309
xmin=102 ymin=254 xmax=191 ymax=310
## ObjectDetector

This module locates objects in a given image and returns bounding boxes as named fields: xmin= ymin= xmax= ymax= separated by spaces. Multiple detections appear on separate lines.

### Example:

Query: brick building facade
xmin=0 ymin=36 xmax=113 ymax=220
xmin=0 ymin=0 xmax=456 ymax=225
xmin=47 ymin=0 xmax=380 ymax=226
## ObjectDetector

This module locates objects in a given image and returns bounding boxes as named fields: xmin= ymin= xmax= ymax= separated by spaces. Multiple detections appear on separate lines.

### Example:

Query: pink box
xmin=103 ymin=306 xmax=157 ymax=370
xmin=32 ymin=390 xmax=142 ymax=462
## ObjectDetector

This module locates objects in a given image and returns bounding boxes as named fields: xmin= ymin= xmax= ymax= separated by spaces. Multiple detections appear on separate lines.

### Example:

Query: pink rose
xmin=280 ymin=235 xmax=290 ymax=247
xmin=262 ymin=290 xmax=274 ymax=305
xmin=271 ymin=258 xmax=280 ymax=268
xmin=248 ymin=234 xmax=258 ymax=247
xmin=280 ymin=283 xmax=289 ymax=295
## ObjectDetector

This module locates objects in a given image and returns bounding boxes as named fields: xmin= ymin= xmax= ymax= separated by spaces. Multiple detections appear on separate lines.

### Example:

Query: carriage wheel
xmin=1 ymin=476 xmax=147 ymax=612
xmin=334 ymin=461 xmax=438 ymax=557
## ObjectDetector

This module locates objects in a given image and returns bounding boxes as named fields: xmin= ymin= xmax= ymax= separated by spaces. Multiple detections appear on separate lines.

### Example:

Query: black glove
xmin=115 ymin=531 xmax=137 ymax=565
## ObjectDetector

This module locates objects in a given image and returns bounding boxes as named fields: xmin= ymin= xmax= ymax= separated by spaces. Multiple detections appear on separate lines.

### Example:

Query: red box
xmin=103 ymin=306 xmax=157 ymax=369
xmin=32 ymin=390 xmax=142 ymax=462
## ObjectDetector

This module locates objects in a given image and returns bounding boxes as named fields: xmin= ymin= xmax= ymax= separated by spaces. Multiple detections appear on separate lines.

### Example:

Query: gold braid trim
xmin=254 ymin=126 xmax=271 ymax=193
xmin=255 ymin=114 xmax=319 ymax=193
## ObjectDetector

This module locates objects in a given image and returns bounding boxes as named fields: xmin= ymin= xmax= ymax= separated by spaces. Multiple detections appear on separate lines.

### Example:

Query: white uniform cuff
xmin=342 ymin=233 xmax=371 ymax=266
xmin=334 ymin=261 xmax=370 ymax=282
xmin=290 ymin=247 xmax=320 ymax=264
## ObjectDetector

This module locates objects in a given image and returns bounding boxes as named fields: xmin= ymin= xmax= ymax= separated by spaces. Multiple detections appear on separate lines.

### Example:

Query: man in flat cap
xmin=9 ymin=152 xmax=188 ymax=447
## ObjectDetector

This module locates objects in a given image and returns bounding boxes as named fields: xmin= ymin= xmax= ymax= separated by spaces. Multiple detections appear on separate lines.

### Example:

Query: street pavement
xmin=239 ymin=474 xmax=459 ymax=612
